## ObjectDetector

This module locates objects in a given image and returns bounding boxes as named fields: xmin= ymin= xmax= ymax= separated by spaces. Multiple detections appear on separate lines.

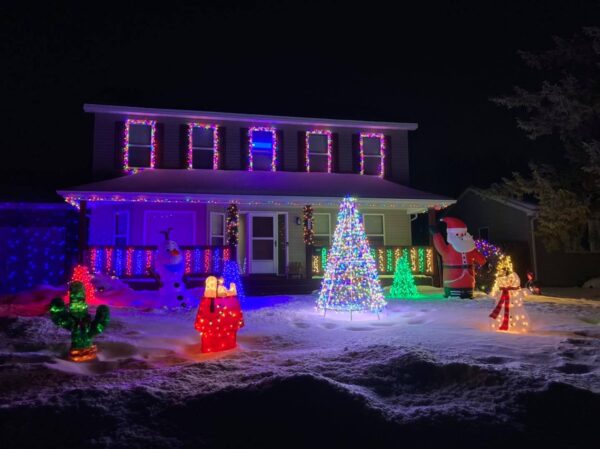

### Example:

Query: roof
xmin=59 ymin=169 xmax=454 ymax=212
xmin=459 ymin=187 xmax=538 ymax=215
xmin=83 ymin=104 xmax=418 ymax=131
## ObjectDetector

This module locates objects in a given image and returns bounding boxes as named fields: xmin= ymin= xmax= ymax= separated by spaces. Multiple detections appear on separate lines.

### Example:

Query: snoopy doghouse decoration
xmin=195 ymin=276 xmax=244 ymax=353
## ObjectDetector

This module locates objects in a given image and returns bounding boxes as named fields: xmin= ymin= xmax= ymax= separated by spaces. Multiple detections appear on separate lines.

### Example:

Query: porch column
xmin=428 ymin=207 xmax=441 ymax=288
xmin=78 ymin=200 xmax=88 ymax=264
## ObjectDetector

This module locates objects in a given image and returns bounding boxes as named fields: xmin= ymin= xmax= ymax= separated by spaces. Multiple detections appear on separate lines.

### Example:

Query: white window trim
xmin=209 ymin=212 xmax=226 ymax=246
xmin=313 ymin=213 xmax=331 ymax=245
xmin=362 ymin=213 xmax=386 ymax=246
xmin=114 ymin=211 xmax=130 ymax=246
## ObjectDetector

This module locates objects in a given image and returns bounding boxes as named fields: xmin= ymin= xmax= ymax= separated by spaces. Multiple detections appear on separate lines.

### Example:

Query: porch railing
xmin=310 ymin=245 xmax=435 ymax=277
xmin=85 ymin=245 xmax=234 ymax=278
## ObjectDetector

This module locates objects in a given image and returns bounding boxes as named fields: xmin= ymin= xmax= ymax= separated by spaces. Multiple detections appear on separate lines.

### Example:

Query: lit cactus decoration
xmin=50 ymin=281 xmax=110 ymax=362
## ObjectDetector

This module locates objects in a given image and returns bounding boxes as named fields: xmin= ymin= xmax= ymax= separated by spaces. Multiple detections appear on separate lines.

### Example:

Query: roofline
xmin=58 ymin=190 xmax=454 ymax=213
xmin=459 ymin=187 xmax=538 ymax=215
xmin=83 ymin=104 xmax=419 ymax=131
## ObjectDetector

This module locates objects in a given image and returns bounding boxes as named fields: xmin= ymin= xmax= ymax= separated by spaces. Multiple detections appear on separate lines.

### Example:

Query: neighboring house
xmin=448 ymin=188 xmax=600 ymax=287
xmin=58 ymin=104 xmax=453 ymax=285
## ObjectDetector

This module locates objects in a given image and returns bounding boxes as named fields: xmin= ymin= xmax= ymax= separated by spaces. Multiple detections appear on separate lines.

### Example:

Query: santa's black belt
xmin=443 ymin=264 xmax=473 ymax=269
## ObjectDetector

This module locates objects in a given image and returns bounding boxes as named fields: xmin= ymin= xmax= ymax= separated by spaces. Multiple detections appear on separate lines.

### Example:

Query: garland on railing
xmin=303 ymin=205 xmax=314 ymax=245
xmin=226 ymin=203 xmax=239 ymax=246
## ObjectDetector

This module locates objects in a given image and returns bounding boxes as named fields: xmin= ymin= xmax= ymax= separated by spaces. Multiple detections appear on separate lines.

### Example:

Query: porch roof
xmin=59 ymin=169 xmax=454 ymax=212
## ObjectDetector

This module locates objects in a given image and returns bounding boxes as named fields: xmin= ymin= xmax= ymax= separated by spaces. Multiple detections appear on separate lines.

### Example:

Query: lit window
xmin=313 ymin=213 xmax=331 ymax=246
xmin=306 ymin=130 xmax=332 ymax=173
xmin=124 ymin=119 xmax=156 ymax=171
xmin=359 ymin=133 xmax=386 ymax=177
xmin=363 ymin=214 xmax=385 ymax=246
xmin=248 ymin=127 xmax=277 ymax=171
xmin=188 ymin=124 xmax=219 ymax=169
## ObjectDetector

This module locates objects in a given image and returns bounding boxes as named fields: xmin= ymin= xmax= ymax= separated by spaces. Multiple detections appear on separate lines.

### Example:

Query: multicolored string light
xmin=226 ymin=203 xmax=239 ymax=246
xmin=303 ymin=205 xmax=314 ymax=245
xmin=316 ymin=197 xmax=386 ymax=313
xmin=248 ymin=127 xmax=278 ymax=171
xmin=123 ymin=119 xmax=157 ymax=172
xmin=305 ymin=130 xmax=332 ymax=173
xmin=359 ymin=132 xmax=386 ymax=177
xmin=187 ymin=123 xmax=219 ymax=170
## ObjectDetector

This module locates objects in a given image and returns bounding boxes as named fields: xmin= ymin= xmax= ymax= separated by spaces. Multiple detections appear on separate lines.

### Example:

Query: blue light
xmin=252 ymin=141 xmax=273 ymax=150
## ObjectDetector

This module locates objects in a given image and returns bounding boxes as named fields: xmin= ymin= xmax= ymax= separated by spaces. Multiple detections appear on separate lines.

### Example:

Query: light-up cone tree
xmin=387 ymin=254 xmax=418 ymax=299
xmin=316 ymin=197 xmax=386 ymax=314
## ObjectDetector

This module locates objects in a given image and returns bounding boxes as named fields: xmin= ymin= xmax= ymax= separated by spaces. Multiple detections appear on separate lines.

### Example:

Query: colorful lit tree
xmin=316 ymin=197 xmax=386 ymax=313
xmin=388 ymin=254 xmax=418 ymax=299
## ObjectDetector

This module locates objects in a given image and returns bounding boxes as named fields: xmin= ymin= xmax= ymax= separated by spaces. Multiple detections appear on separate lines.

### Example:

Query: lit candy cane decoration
xmin=184 ymin=249 xmax=192 ymax=274
xmin=90 ymin=249 xmax=98 ymax=274
xmin=223 ymin=247 xmax=231 ymax=261
xmin=204 ymin=249 xmax=211 ymax=273
xmin=426 ymin=248 xmax=434 ymax=274
xmin=187 ymin=123 xmax=219 ymax=170
xmin=105 ymin=248 xmax=113 ymax=274
xmin=248 ymin=127 xmax=278 ymax=171
xmin=126 ymin=248 xmax=133 ymax=276
xmin=359 ymin=133 xmax=386 ymax=177
xmin=123 ymin=119 xmax=157 ymax=172
xmin=305 ymin=130 xmax=332 ymax=173
xmin=145 ymin=250 xmax=153 ymax=272
xmin=410 ymin=247 xmax=418 ymax=272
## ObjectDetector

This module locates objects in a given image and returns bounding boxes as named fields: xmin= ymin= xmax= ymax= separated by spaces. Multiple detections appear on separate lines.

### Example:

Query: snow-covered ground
xmin=0 ymin=286 xmax=599 ymax=449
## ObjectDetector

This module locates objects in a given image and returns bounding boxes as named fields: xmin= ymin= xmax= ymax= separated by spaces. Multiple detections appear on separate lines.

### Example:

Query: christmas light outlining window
xmin=305 ymin=130 xmax=332 ymax=172
xmin=187 ymin=123 xmax=219 ymax=169
xmin=123 ymin=119 xmax=157 ymax=171
xmin=248 ymin=127 xmax=277 ymax=171
xmin=359 ymin=133 xmax=386 ymax=177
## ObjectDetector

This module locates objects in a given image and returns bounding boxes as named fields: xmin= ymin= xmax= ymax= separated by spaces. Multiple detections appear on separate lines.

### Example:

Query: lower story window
xmin=313 ymin=213 xmax=331 ymax=247
xmin=363 ymin=214 xmax=385 ymax=246
xmin=210 ymin=212 xmax=225 ymax=246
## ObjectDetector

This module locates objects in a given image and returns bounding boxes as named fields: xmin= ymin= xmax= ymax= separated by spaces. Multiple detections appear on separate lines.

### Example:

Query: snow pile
xmin=0 ymin=289 xmax=599 ymax=448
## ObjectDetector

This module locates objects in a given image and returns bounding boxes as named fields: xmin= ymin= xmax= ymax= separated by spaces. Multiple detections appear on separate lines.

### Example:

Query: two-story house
xmin=58 ymin=104 xmax=453 ymax=286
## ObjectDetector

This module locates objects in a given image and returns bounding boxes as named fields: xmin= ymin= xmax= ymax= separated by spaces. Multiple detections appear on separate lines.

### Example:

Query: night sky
xmin=1 ymin=1 xmax=597 ymax=199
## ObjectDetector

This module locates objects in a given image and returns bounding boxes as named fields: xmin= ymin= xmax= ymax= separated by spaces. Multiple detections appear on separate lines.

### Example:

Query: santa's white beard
xmin=447 ymin=233 xmax=475 ymax=253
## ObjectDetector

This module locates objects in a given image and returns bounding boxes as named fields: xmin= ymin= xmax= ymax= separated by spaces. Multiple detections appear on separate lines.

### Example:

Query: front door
xmin=249 ymin=213 xmax=277 ymax=274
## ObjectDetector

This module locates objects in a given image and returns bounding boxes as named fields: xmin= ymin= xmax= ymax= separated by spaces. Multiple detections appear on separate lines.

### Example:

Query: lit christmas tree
xmin=222 ymin=260 xmax=245 ymax=300
xmin=316 ymin=197 xmax=386 ymax=314
xmin=490 ymin=254 xmax=515 ymax=295
xmin=388 ymin=254 xmax=418 ymax=299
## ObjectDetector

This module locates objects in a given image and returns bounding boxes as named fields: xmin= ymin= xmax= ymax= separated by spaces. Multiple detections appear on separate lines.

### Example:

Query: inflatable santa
xmin=430 ymin=217 xmax=486 ymax=298
xmin=156 ymin=227 xmax=186 ymax=306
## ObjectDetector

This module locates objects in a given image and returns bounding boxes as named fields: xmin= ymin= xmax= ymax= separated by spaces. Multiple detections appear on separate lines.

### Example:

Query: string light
xmin=187 ymin=123 xmax=220 ymax=170
xmin=489 ymin=270 xmax=530 ymax=333
xmin=69 ymin=264 xmax=96 ymax=303
xmin=226 ymin=203 xmax=239 ymax=246
xmin=123 ymin=119 xmax=157 ymax=173
xmin=222 ymin=260 xmax=245 ymax=300
xmin=303 ymin=205 xmax=314 ymax=245
xmin=248 ymin=127 xmax=278 ymax=171
xmin=305 ymin=130 xmax=332 ymax=173
xmin=359 ymin=133 xmax=386 ymax=177
xmin=316 ymin=197 xmax=386 ymax=313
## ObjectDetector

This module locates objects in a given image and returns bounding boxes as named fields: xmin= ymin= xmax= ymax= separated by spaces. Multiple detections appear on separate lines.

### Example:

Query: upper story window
xmin=248 ymin=127 xmax=277 ymax=171
xmin=188 ymin=123 xmax=219 ymax=169
xmin=124 ymin=119 xmax=156 ymax=171
xmin=305 ymin=130 xmax=332 ymax=173
xmin=363 ymin=213 xmax=385 ymax=246
xmin=359 ymin=133 xmax=386 ymax=177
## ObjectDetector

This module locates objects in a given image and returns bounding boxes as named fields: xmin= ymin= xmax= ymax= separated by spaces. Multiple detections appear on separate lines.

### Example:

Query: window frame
xmin=248 ymin=127 xmax=278 ymax=172
xmin=187 ymin=123 xmax=220 ymax=170
xmin=114 ymin=210 xmax=130 ymax=246
xmin=362 ymin=213 xmax=386 ymax=246
xmin=313 ymin=213 xmax=332 ymax=247
xmin=359 ymin=133 xmax=386 ymax=177
xmin=123 ymin=119 xmax=157 ymax=171
xmin=209 ymin=212 xmax=226 ymax=246
xmin=305 ymin=130 xmax=332 ymax=173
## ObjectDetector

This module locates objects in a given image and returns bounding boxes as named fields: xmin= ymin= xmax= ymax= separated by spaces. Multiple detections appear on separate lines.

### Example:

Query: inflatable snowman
xmin=156 ymin=227 xmax=186 ymax=307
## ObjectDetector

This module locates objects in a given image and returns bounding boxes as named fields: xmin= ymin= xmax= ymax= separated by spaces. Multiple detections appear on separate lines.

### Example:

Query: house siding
xmin=89 ymin=112 xmax=410 ymax=184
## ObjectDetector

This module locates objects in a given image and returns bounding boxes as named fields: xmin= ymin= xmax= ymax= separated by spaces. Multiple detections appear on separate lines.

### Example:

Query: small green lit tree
xmin=387 ymin=254 xmax=418 ymax=299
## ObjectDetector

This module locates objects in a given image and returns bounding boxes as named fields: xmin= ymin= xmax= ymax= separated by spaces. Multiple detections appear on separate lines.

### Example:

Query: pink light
xmin=89 ymin=249 xmax=97 ymax=274
xmin=187 ymin=123 xmax=219 ymax=170
xmin=248 ymin=127 xmax=277 ymax=172
xmin=223 ymin=247 xmax=231 ymax=261
xmin=305 ymin=130 xmax=333 ymax=173
xmin=184 ymin=249 xmax=192 ymax=274
xmin=105 ymin=248 xmax=113 ymax=273
xmin=126 ymin=248 xmax=133 ymax=276
xmin=145 ymin=250 xmax=153 ymax=272
xmin=204 ymin=249 xmax=211 ymax=273
xmin=123 ymin=119 xmax=157 ymax=173
xmin=359 ymin=133 xmax=386 ymax=177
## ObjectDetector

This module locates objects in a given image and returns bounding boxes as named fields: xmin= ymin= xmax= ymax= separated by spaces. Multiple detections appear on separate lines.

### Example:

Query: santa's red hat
xmin=440 ymin=217 xmax=467 ymax=232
